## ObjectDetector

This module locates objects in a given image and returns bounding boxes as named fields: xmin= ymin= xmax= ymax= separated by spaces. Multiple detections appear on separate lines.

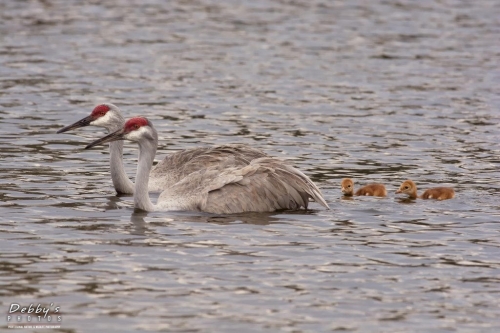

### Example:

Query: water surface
xmin=1 ymin=0 xmax=499 ymax=332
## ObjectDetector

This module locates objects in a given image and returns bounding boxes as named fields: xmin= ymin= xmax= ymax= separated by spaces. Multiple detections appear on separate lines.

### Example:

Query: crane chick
xmin=396 ymin=180 xmax=455 ymax=200
xmin=341 ymin=178 xmax=387 ymax=197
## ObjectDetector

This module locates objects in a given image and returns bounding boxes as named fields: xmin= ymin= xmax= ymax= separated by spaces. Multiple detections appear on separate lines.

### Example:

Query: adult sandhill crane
xmin=57 ymin=104 xmax=269 ymax=194
xmin=85 ymin=117 xmax=330 ymax=214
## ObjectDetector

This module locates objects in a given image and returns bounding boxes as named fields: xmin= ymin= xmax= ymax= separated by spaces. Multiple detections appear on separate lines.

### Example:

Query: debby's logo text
xmin=6 ymin=303 xmax=62 ymax=323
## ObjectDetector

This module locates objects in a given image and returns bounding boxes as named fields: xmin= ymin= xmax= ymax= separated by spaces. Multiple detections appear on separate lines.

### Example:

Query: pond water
xmin=1 ymin=0 xmax=499 ymax=332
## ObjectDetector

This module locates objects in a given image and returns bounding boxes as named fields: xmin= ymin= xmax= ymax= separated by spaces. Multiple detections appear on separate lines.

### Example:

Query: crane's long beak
xmin=85 ymin=128 xmax=125 ymax=149
xmin=57 ymin=116 xmax=94 ymax=134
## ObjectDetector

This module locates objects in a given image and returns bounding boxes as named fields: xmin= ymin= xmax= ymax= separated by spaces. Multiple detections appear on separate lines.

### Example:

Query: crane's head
xmin=85 ymin=117 xmax=156 ymax=149
xmin=57 ymin=103 xmax=124 ymax=134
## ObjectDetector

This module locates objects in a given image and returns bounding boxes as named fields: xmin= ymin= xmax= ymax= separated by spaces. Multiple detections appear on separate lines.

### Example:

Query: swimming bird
xmin=85 ymin=117 xmax=330 ymax=214
xmin=395 ymin=179 xmax=455 ymax=200
xmin=341 ymin=178 xmax=387 ymax=197
xmin=57 ymin=103 xmax=269 ymax=194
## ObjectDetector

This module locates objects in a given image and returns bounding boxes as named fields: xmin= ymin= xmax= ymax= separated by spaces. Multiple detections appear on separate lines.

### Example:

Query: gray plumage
xmin=149 ymin=144 xmax=269 ymax=191
xmin=157 ymin=157 xmax=329 ymax=214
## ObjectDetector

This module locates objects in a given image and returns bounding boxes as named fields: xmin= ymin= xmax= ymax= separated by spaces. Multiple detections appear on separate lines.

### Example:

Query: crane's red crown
xmin=91 ymin=104 xmax=110 ymax=118
xmin=124 ymin=117 xmax=149 ymax=132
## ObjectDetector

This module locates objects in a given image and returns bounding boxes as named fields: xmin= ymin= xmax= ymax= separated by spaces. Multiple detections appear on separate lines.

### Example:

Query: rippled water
xmin=1 ymin=0 xmax=499 ymax=332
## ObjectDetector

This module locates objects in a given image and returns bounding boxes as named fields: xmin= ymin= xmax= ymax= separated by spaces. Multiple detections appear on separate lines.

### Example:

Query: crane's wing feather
xmin=156 ymin=157 xmax=329 ymax=214
xmin=149 ymin=144 xmax=269 ymax=190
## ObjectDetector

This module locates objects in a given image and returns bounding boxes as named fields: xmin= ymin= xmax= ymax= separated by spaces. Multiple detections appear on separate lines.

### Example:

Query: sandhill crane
xmin=85 ymin=117 xmax=330 ymax=214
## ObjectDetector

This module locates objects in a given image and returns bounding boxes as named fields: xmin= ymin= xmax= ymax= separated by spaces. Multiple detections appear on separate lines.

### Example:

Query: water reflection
xmin=103 ymin=195 xmax=128 ymax=210
xmin=395 ymin=197 xmax=417 ymax=204
xmin=130 ymin=210 xmax=283 ymax=227
xmin=130 ymin=211 xmax=150 ymax=235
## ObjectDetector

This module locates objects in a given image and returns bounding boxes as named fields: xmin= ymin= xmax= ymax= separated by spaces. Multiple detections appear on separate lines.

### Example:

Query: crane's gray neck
xmin=109 ymin=141 xmax=134 ymax=194
xmin=105 ymin=114 xmax=134 ymax=195
xmin=134 ymin=136 xmax=157 ymax=212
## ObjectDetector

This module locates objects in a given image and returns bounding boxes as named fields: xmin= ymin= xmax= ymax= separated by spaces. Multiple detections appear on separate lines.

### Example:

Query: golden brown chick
xmin=356 ymin=184 xmax=388 ymax=197
xmin=395 ymin=179 xmax=455 ymax=200
xmin=341 ymin=178 xmax=355 ymax=196
xmin=341 ymin=178 xmax=387 ymax=197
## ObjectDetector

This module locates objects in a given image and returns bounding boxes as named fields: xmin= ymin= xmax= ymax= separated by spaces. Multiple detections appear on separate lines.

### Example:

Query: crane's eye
xmin=133 ymin=124 xmax=139 ymax=130
xmin=99 ymin=112 xmax=105 ymax=117
xmin=404 ymin=186 xmax=409 ymax=189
